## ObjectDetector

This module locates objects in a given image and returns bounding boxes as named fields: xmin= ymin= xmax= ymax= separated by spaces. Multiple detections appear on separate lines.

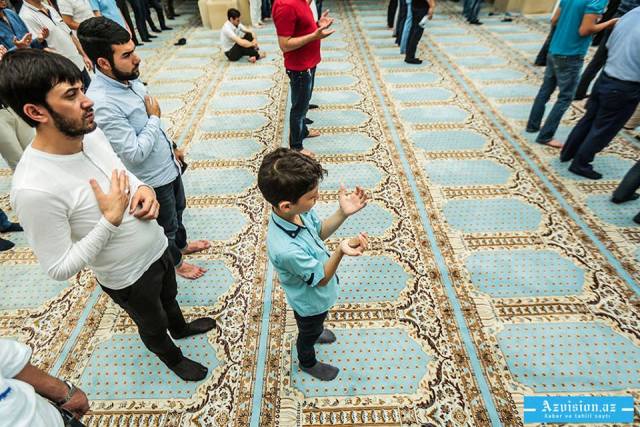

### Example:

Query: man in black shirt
xmin=405 ymin=0 xmax=434 ymax=64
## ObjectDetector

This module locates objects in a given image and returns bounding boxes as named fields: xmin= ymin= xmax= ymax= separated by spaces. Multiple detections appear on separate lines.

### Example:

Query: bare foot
xmin=182 ymin=240 xmax=211 ymax=255
xmin=248 ymin=56 xmax=257 ymax=63
xmin=300 ymin=149 xmax=316 ymax=158
xmin=306 ymin=129 xmax=321 ymax=138
xmin=176 ymin=261 xmax=207 ymax=280
xmin=259 ymin=51 xmax=266 ymax=59
xmin=545 ymin=139 xmax=563 ymax=149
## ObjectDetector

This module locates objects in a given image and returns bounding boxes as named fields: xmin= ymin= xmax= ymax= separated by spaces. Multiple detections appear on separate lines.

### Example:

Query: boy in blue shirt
xmin=526 ymin=0 xmax=617 ymax=149
xmin=258 ymin=148 xmax=369 ymax=381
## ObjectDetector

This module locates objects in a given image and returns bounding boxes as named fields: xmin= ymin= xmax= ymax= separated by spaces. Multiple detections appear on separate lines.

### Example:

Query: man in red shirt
xmin=273 ymin=0 xmax=334 ymax=156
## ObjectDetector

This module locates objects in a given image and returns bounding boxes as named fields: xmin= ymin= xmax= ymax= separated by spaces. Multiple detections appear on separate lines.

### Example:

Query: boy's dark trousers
xmin=225 ymin=33 xmax=260 ymax=61
xmin=154 ymin=174 xmax=188 ymax=268
xmin=294 ymin=311 xmax=328 ymax=368
xmin=100 ymin=250 xmax=188 ymax=367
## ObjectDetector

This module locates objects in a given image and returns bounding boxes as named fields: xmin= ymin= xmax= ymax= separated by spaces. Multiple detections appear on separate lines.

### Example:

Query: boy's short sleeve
xmin=276 ymin=245 xmax=326 ymax=287
xmin=273 ymin=3 xmax=296 ymax=37
xmin=585 ymin=0 xmax=606 ymax=14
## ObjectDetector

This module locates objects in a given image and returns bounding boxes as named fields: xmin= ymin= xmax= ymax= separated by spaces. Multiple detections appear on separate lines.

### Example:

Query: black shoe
xmin=148 ymin=34 xmax=158 ymax=38
xmin=171 ymin=317 xmax=216 ymax=339
xmin=634 ymin=212 xmax=640 ymax=225
xmin=168 ymin=357 xmax=208 ymax=381
xmin=134 ymin=41 xmax=144 ymax=46
xmin=0 ymin=238 xmax=15 ymax=251
xmin=141 ymin=37 xmax=152 ymax=42
xmin=304 ymin=118 xmax=314 ymax=125
xmin=612 ymin=193 xmax=640 ymax=204
xmin=308 ymin=104 xmax=319 ymax=109
xmin=534 ymin=61 xmax=546 ymax=67
xmin=525 ymin=127 xmax=539 ymax=133
xmin=569 ymin=163 xmax=602 ymax=180
xmin=405 ymin=57 xmax=423 ymax=64
xmin=161 ymin=26 xmax=173 ymax=30
xmin=469 ymin=20 xmax=483 ymax=25
xmin=1 ymin=223 xmax=23 ymax=233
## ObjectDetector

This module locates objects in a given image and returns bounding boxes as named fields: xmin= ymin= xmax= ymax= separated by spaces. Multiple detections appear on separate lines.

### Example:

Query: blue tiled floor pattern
xmin=321 ymin=162 xmax=383 ymax=191
xmin=158 ymin=99 xmax=186 ymax=115
xmin=337 ymin=256 xmax=411 ymax=303
xmin=323 ymin=50 xmax=349 ymax=59
xmin=521 ymin=125 xmax=573 ymax=143
xmin=422 ymin=159 xmax=512 ymax=186
xmin=481 ymin=84 xmax=539 ymax=99
xmin=314 ymin=75 xmax=358 ymax=88
xmin=456 ymin=56 xmax=508 ymax=67
xmin=500 ymin=33 xmax=546 ymax=43
xmin=188 ymin=138 xmax=261 ymax=160
xmin=373 ymin=47 xmax=403 ymax=57
xmin=445 ymin=44 xmax=493 ymax=56
xmin=410 ymin=130 xmax=488 ymax=151
xmin=174 ymin=46 xmax=214 ymax=57
xmin=209 ymin=95 xmax=270 ymax=111
xmin=314 ymin=203 xmax=394 ymax=238
xmin=200 ymin=113 xmax=267 ymax=133
xmin=549 ymin=156 xmax=634 ymax=182
xmin=171 ymin=57 xmax=213 ymax=68
xmin=497 ymin=322 xmax=640 ymax=392
xmin=585 ymin=195 xmax=640 ymax=228
xmin=318 ymin=61 xmax=353 ymax=73
xmin=465 ymin=250 xmax=584 ymax=298
xmin=390 ymin=87 xmax=454 ymax=102
xmin=400 ymin=106 xmax=469 ymax=124
xmin=303 ymin=132 xmax=375 ymax=155
xmin=226 ymin=64 xmax=277 ymax=78
xmin=182 ymin=168 xmax=254 ymax=196
xmin=0 ymin=264 xmax=70 ymax=310
xmin=443 ymin=198 xmax=542 ymax=233
xmin=176 ymin=260 xmax=235 ymax=306
xmin=428 ymin=26 xmax=467 ymax=35
xmin=80 ymin=334 xmax=217 ymax=399
xmin=153 ymin=69 xmax=205 ymax=81
xmin=149 ymin=82 xmax=195 ymax=96
xmin=378 ymin=59 xmax=430 ymax=69
xmin=310 ymin=90 xmax=363 ymax=105
xmin=291 ymin=328 xmax=430 ymax=397
xmin=497 ymin=103 xmax=543 ymax=121
xmin=466 ymin=69 xmax=526 ymax=82
xmin=384 ymin=72 xmax=440 ymax=85
xmin=217 ymin=79 xmax=274 ymax=93
xmin=182 ymin=207 xmax=247 ymax=241
xmin=307 ymin=110 xmax=369 ymax=127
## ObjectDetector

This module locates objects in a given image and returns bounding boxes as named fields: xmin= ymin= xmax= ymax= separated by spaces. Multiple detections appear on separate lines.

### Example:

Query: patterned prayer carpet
xmin=1 ymin=0 xmax=639 ymax=425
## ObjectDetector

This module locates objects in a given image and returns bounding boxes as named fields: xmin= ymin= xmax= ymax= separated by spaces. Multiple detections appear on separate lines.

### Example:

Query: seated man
xmin=220 ymin=8 xmax=265 ymax=63
xmin=0 ymin=49 xmax=215 ymax=381
xmin=0 ymin=338 xmax=90 ymax=426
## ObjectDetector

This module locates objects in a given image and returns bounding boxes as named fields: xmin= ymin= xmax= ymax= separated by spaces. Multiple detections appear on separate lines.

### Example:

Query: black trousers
xmin=127 ymin=0 xmax=150 ymax=39
xmin=405 ymin=6 xmax=427 ymax=60
xmin=154 ymin=174 xmax=188 ymax=267
xmin=225 ymin=33 xmax=259 ymax=61
xmin=294 ymin=310 xmax=327 ymax=368
xmin=116 ymin=0 xmax=139 ymax=43
xmin=614 ymin=161 xmax=640 ymax=202
xmin=101 ymin=250 xmax=188 ymax=366
xmin=81 ymin=68 xmax=91 ymax=91
xmin=534 ymin=27 xmax=554 ymax=66
xmin=394 ymin=0 xmax=407 ymax=44
xmin=561 ymin=74 xmax=640 ymax=169
xmin=387 ymin=0 xmax=397 ymax=28
xmin=574 ymin=27 xmax=612 ymax=100
xmin=144 ymin=0 xmax=166 ymax=30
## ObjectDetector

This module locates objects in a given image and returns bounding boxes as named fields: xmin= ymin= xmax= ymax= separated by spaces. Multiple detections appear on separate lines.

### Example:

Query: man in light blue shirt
xmin=561 ymin=6 xmax=640 ymax=179
xmin=258 ymin=148 xmax=369 ymax=381
xmin=90 ymin=0 xmax=126 ymax=28
xmin=79 ymin=17 xmax=210 ymax=279
xmin=526 ymin=0 xmax=616 ymax=148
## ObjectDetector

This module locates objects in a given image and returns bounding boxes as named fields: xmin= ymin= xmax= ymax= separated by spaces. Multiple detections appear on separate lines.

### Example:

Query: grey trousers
xmin=0 ymin=107 xmax=34 ymax=170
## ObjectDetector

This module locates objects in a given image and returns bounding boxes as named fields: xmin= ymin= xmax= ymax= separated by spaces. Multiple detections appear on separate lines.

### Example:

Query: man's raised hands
xmin=90 ymin=170 xmax=131 ymax=226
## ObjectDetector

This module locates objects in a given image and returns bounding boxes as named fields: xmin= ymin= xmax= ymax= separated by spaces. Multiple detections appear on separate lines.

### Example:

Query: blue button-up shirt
xmin=605 ymin=6 xmax=640 ymax=83
xmin=267 ymin=209 xmax=339 ymax=317
xmin=89 ymin=0 xmax=125 ymax=28
xmin=87 ymin=70 xmax=179 ymax=188
xmin=0 ymin=8 xmax=44 ymax=50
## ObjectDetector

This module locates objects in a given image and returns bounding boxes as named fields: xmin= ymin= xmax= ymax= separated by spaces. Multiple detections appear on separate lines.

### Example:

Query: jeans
xmin=574 ymin=28 xmax=611 ymax=100
xmin=561 ymin=74 xmax=640 ymax=169
xmin=316 ymin=0 xmax=322 ymax=16
xmin=0 ymin=209 xmax=11 ymax=231
xmin=101 ymin=250 xmax=188 ymax=366
xmin=405 ymin=6 xmax=427 ymax=60
xmin=287 ymin=67 xmax=315 ymax=150
xmin=294 ymin=310 xmax=328 ymax=368
xmin=225 ymin=33 xmax=259 ymax=61
xmin=464 ymin=0 xmax=482 ymax=22
xmin=154 ymin=174 xmax=188 ymax=267
xmin=395 ymin=0 xmax=407 ymax=44
xmin=526 ymin=54 xmax=583 ymax=144
xmin=261 ymin=0 xmax=270 ymax=19
xmin=400 ymin=0 xmax=412 ymax=54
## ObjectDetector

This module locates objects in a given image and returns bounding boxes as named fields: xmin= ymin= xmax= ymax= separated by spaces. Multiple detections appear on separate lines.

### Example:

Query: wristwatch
xmin=58 ymin=380 xmax=77 ymax=406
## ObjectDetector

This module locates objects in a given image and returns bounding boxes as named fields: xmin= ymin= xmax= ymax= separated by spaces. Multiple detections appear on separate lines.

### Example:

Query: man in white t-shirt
xmin=57 ymin=0 xmax=98 ymax=31
xmin=220 ymin=8 xmax=265 ymax=62
xmin=0 ymin=338 xmax=90 ymax=427
xmin=0 ymin=49 xmax=216 ymax=382
xmin=19 ymin=0 xmax=93 ymax=88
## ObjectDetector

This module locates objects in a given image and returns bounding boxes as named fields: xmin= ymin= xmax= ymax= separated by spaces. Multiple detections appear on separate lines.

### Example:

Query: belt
xmin=603 ymin=72 xmax=640 ymax=85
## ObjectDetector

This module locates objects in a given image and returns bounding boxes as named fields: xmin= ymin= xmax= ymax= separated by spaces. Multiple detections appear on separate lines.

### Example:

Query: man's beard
xmin=112 ymin=63 xmax=140 ymax=81
xmin=48 ymin=106 xmax=97 ymax=137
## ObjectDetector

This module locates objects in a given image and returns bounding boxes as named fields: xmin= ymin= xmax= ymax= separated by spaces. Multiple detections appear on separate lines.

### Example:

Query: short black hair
xmin=0 ymin=49 xmax=82 ymax=127
xmin=77 ymin=17 xmax=131 ymax=67
xmin=258 ymin=148 xmax=327 ymax=206
xmin=227 ymin=8 xmax=240 ymax=19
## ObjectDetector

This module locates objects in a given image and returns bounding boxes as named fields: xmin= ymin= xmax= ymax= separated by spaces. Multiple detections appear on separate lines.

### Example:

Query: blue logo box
xmin=524 ymin=396 xmax=635 ymax=424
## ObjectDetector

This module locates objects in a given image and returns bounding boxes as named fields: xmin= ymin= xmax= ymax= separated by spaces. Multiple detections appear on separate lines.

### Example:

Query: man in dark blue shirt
xmin=0 ymin=0 xmax=45 ymax=50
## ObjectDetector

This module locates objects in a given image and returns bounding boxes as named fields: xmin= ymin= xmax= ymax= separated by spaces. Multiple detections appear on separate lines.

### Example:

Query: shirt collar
xmin=22 ymin=1 xmax=48 ymax=13
xmin=271 ymin=212 xmax=305 ymax=238
xmin=94 ymin=69 xmax=133 ymax=90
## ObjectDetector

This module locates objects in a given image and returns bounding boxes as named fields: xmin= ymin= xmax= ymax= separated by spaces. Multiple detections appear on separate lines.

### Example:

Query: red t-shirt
xmin=272 ymin=0 xmax=321 ymax=71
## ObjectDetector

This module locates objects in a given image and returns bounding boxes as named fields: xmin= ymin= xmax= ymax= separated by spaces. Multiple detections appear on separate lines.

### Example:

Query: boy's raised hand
xmin=339 ymin=184 xmax=368 ymax=217
xmin=340 ymin=233 xmax=369 ymax=256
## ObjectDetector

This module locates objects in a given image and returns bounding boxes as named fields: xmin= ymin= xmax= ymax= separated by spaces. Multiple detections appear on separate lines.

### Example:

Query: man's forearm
xmin=279 ymin=33 xmax=317 ymax=53
xmin=320 ymin=209 xmax=347 ymax=240
xmin=318 ymin=247 xmax=343 ymax=286
xmin=14 ymin=363 xmax=69 ymax=403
